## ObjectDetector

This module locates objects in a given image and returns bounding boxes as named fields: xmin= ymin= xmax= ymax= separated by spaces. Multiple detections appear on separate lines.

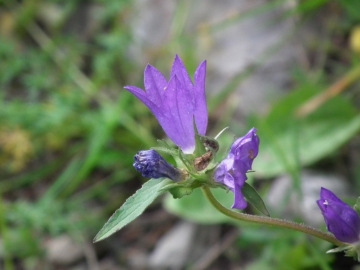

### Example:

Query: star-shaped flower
xmin=124 ymin=55 xmax=208 ymax=154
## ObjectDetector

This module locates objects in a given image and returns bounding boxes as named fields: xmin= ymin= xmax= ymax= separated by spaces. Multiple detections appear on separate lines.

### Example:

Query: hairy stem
xmin=201 ymin=186 xmax=344 ymax=246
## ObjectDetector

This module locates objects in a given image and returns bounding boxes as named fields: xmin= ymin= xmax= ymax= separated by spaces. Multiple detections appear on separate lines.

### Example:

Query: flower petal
xmin=231 ymin=128 xmax=259 ymax=172
xmin=170 ymin=55 xmax=194 ymax=91
xmin=124 ymin=85 xmax=161 ymax=115
xmin=214 ymin=128 xmax=260 ymax=210
xmin=144 ymin=65 xmax=167 ymax=104
xmin=320 ymin=187 xmax=343 ymax=204
xmin=194 ymin=61 xmax=208 ymax=135
xmin=232 ymin=181 xmax=247 ymax=209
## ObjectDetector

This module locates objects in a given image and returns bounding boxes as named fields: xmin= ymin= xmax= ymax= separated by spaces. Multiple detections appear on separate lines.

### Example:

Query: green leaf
xmin=164 ymin=188 xmax=236 ymax=224
xmin=94 ymin=178 xmax=172 ymax=242
xmin=248 ymin=86 xmax=360 ymax=178
xmin=242 ymin=183 xmax=270 ymax=216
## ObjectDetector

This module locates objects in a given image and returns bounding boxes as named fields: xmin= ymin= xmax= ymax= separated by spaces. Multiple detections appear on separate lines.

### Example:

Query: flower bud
xmin=133 ymin=150 xmax=183 ymax=182
xmin=317 ymin=187 xmax=360 ymax=243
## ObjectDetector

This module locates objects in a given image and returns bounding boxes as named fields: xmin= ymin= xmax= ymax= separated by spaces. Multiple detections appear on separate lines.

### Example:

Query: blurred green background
xmin=1 ymin=0 xmax=360 ymax=269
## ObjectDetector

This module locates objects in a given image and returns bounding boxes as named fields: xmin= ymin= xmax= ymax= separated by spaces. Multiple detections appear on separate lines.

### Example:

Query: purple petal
xmin=124 ymin=86 xmax=177 ymax=145
xmin=193 ymin=61 xmax=208 ymax=135
xmin=223 ymin=173 xmax=235 ymax=191
xmin=162 ymin=76 xmax=194 ymax=153
xmin=214 ymin=128 xmax=260 ymax=210
xmin=144 ymin=65 xmax=167 ymax=104
xmin=231 ymin=128 xmax=259 ymax=172
xmin=124 ymin=85 xmax=162 ymax=117
xmin=170 ymin=55 xmax=194 ymax=91
xmin=174 ymin=76 xmax=195 ymax=152
xmin=230 ymin=168 xmax=248 ymax=209
xmin=232 ymin=182 xmax=247 ymax=210
xmin=214 ymin=158 xmax=234 ymax=188
xmin=320 ymin=187 xmax=343 ymax=204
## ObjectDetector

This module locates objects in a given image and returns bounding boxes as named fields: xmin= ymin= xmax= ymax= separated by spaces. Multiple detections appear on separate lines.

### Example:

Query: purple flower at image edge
xmin=124 ymin=55 xmax=208 ymax=154
xmin=317 ymin=187 xmax=360 ymax=243
xmin=214 ymin=128 xmax=260 ymax=210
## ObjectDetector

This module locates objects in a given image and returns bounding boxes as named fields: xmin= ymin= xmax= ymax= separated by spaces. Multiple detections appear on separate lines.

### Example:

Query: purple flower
xmin=317 ymin=187 xmax=360 ymax=243
xmin=214 ymin=128 xmax=260 ymax=210
xmin=124 ymin=55 xmax=208 ymax=154
xmin=134 ymin=150 xmax=183 ymax=181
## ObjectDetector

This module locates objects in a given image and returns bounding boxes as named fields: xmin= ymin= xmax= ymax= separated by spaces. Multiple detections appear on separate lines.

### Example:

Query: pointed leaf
xmin=242 ymin=183 xmax=270 ymax=216
xmin=94 ymin=178 xmax=172 ymax=242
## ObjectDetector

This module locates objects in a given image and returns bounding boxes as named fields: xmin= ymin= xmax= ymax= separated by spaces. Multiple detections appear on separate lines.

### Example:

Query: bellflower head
xmin=317 ymin=187 xmax=360 ymax=243
xmin=133 ymin=149 xmax=184 ymax=182
xmin=214 ymin=128 xmax=259 ymax=210
xmin=125 ymin=55 xmax=208 ymax=154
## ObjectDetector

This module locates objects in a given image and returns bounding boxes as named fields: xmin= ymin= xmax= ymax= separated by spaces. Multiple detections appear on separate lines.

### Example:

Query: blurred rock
xmin=45 ymin=235 xmax=84 ymax=265
xmin=148 ymin=221 xmax=196 ymax=269
xmin=68 ymin=263 xmax=88 ymax=270
xmin=266 ymin=170 xmax=351 ymax=227
xmin=99 ymin=257 xmax=125 ymax=270
xmin=127 ymin=249 xmax=148 ymax=269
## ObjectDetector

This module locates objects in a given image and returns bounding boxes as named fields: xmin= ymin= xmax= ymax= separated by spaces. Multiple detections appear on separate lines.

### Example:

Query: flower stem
xmin=201 ymin=186 xmax=344 ymax=247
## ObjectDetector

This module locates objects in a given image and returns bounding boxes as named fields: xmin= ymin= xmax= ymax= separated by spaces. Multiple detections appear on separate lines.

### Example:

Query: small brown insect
xmin=200 ymin=136 xmax=219 ymax=152
xmin=194 ymin=151 xmax=213 ymax=171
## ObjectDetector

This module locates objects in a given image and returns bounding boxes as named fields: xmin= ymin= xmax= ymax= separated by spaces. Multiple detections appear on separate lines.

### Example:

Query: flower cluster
xmin=97 ymin=54 xmax=360 ymax=263
xmin=125 ymin=55 xmax=260 ymax=210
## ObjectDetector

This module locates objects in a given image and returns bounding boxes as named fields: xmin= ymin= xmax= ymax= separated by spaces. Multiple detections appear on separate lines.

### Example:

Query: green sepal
xmin=345 ymin=247 xmax=360 ymax=262
xmin=153 ymin=140 xmax=180 ymax=158
xmin=156 ymin=139 xmax=173 ymax=149
xmin=326 ymin=245 xmax=351 ymax=254
xmin=326 ymin=244 xmax=360 ymax=262
xmin=153 ymin=141 xmax=190 ymax=169
xmin=169 ymin=186 xmax=194 ymax=199
xmin=152 ymin=146 xmax=178 ymax=157
xmin=242 ymin=182 xmax=270 ymax=216
xmin=168 ymin=181 xmax=202 ymax=199
xmin=353 ymin=197 xmax=360 ymax=216
xmin=194 ymin=135 xmax=207 ymax=157
xmin=178 ymin=149 xmax=193 ymax=171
